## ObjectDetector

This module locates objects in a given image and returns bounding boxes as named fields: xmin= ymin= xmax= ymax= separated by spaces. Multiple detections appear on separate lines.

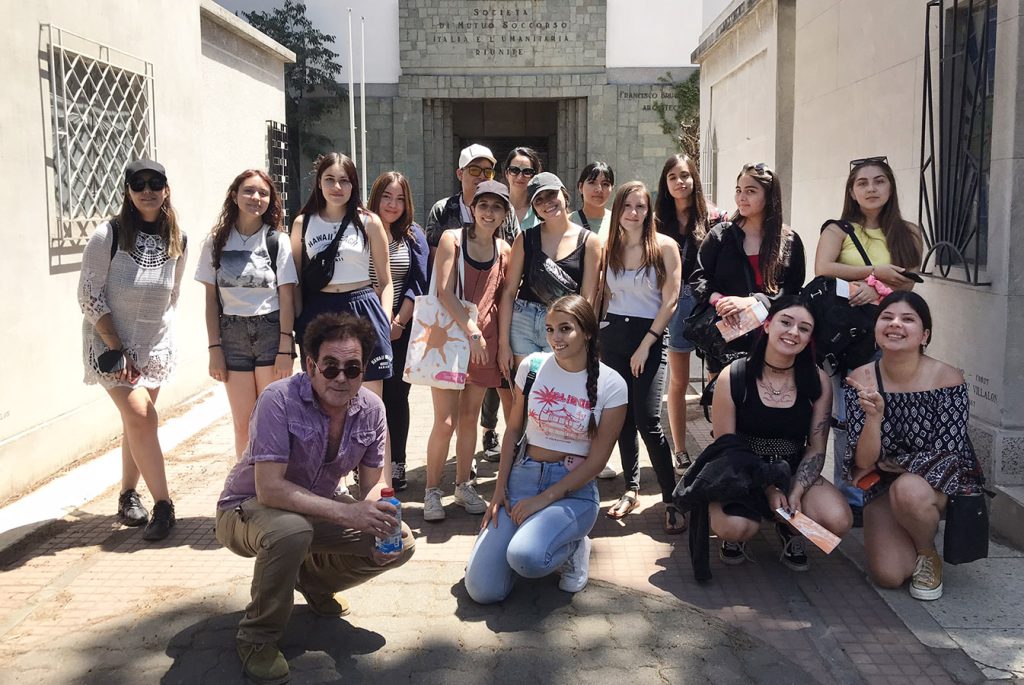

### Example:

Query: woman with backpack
xmin=690 ymin=163 xmax=806 ymax=376
xmin=572 ymin=161 xmax=615 ymax=237
xmin=655 ymin=153 xmax=726 ymax=475
xmin=814 ymin=156 xmax=923 ymax=525
xmin=78 ymin=159 xmax=186 ymax=542
xmin=196 ymin=170 xmax=296 ymax=459
xmin=599 ymin=181 xmax=685 ymax=532
xmin=709 ymin=298 xmax=852 ymax=570
xmin=290 ymin=153 xmax=393 ymax=391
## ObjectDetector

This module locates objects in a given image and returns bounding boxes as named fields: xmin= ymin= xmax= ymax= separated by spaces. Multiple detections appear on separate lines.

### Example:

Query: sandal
xmin=607 ymin=492 xmax=639 ymax=519
xmin=664 ymin=503 xmax=687 ymax=535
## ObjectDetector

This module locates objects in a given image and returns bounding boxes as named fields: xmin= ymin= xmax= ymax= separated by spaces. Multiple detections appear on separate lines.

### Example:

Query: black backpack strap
xmin=299 ymin=213 xmax=313 ymax=271
xmin=109 ymin=218 xmax=120 ymax=261
xmin=873 ymin=359 xmax=885 ymax=394
xmin=729 ymin=357 xmax=748 ymax=406
xmin=577 ymin=210 xmax=591 ymax=232
xmin=821 ymin=219 xmax=872 ymax=267
xmin=266 ymin=226 xmax=279 ymax=276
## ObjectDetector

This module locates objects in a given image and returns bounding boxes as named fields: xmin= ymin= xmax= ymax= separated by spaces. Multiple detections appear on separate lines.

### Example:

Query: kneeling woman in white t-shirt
xmin=464 ymin=294 xmax=627 ymax=602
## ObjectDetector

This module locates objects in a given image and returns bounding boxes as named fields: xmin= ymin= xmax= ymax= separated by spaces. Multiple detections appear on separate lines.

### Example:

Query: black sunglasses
xmin=464 ymin=165 xmax=496 ymax=179
xmin=850 ymin=155 xmax=888 ymax=170
xmin=128 ymin=176 xmax=167 ymax=192
xmin=506 ymin=165 xmax=537 ymax=178
xmin=313 ymin=359 xmax=363 ymax=380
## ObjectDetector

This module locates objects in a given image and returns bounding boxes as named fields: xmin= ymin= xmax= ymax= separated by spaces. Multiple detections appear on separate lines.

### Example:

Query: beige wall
xmin=0 ymin=0 xmax=290 ymax=501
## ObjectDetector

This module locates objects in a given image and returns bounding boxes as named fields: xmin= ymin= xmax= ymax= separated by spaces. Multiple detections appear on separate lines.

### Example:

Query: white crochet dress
xmin=78 ymin=220 xmax=187 ymax=389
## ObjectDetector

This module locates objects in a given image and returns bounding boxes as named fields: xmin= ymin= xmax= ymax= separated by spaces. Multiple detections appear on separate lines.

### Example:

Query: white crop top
xmin=605 ymin=266 xmax=662 ymax=318
xmin=516 ymin=353 xmax=627 ymax=457
xmin=304 ymin=213 xmax=371 ymax=286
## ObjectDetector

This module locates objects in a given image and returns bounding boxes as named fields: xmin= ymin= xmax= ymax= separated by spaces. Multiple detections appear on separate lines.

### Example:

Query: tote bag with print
xmin=404 ymin=232 xmax=478 ymax=389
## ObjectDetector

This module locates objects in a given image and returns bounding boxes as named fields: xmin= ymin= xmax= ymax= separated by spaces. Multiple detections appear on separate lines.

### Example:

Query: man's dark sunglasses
xmin=313 ymin=359 xmax=363 ymax=380
xmin=850 ymin=155 xmax=888 ymax=170
xmin=128 ymin=176 xmax=167 ymax=192
xmin=506 ymin=165 xmax=537 ymax=178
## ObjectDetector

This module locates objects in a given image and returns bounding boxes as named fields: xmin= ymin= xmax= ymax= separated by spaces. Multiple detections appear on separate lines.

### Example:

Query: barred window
xmin=267 ymin=120 xmax=289 ymax=223
xmin=919 ymin=0 xmax=996 ymax=284
xmin=45 ymin=26 xmax=155 ymax=265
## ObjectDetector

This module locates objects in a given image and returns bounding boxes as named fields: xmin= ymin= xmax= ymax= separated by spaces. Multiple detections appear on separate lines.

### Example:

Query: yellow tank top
xmin=838 ymin=222 xmax=891 ymax=266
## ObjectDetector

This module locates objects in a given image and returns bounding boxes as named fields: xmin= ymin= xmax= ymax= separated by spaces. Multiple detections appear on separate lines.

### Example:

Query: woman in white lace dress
xmin=78 ymin=159 xmax=187 ymax=542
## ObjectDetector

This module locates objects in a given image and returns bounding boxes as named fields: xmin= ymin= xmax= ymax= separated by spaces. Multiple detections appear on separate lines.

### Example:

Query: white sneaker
xmin=559 ymin=537 xmax=592 ymax=593
xmin=597 ymin=466 xmax=617 ymax=480
xmin=453 ymin=481 xmax=487 ymax=514
xmin=423 ymin=487 xmax=446 ymax=522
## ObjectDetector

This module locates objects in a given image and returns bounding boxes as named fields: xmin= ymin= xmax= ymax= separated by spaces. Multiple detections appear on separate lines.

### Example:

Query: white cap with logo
xmin=458 ymin=144 xmax=497 ymax=169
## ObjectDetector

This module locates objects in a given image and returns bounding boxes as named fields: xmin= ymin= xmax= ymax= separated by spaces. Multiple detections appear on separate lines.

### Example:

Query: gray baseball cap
xmin=527 ymin=171 xmax=565 ymax=204
xmin=473 ymin=180 xmax=511 ymax=208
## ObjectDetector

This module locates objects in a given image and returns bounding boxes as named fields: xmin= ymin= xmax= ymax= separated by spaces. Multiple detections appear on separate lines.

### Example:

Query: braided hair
xmin=548 ymin=294 xmax=601 ymax=437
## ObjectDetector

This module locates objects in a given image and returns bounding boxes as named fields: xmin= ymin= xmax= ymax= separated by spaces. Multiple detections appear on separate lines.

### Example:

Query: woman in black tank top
xmin=709 ymin=298 xmax=852 ymax=571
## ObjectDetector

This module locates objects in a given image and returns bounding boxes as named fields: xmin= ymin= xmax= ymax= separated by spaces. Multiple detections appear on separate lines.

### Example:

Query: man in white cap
xmin=424 ymin=144 xmax=520 ymax=467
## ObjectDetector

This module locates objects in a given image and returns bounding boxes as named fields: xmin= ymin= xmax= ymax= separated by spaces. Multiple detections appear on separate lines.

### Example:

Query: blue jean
xmin=666 ymin=284 xmax=697 ymax=353
xmin=509 ymin=299 xmax=551 ymax=357
xmin=832 ymin=375 xmax=864 ymax=508
xmin=463 ymin=455 xmax=599 ymax=604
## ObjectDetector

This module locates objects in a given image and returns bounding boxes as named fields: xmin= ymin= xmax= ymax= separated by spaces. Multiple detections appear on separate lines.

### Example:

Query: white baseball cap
xmin=458 ymin=144 xmax=497 ymax=169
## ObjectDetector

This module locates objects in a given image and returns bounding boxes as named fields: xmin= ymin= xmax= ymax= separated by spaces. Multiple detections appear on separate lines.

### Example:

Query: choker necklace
xmin=764 ymin=359 xmax=795 ymax=372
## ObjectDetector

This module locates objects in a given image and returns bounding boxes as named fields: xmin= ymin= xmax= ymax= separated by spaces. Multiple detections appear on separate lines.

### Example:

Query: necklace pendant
xmin=771 ymin=389 xmax=781 ymax=396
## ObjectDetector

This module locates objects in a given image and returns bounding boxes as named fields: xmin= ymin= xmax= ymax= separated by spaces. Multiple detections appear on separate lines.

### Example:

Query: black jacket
xmin=424 ymin=193 xmax=520 ymax=248
xmin=691 ymin=221 xmax=806 ymax=309
xmin=673 ymin=434 xmax=792 ymax=582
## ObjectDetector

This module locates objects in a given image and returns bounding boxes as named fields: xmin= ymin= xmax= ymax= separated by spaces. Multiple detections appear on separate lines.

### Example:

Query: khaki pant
xmin=215 ymin=496 xmax=415 ymax=644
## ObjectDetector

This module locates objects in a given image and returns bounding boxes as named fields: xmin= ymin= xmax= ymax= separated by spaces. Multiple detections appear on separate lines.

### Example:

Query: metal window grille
xmin=46 ymin=25 xmax=156 ymax=249
xmin=918 ymin=0 xmax=996 ymax=284
xmin=267 ymin=120 xmax=289 ymax=223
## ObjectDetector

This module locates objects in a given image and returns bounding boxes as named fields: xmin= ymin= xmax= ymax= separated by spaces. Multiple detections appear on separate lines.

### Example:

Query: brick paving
xmin=0 ymin=386 xmax=990 ymax=683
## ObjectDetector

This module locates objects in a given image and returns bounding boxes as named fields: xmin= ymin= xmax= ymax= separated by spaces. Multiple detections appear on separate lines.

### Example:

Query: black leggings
xmin=383 ymin=326 xmax=412 ymax=466
xmin=599 ymin=314 xmax=678 ymax=502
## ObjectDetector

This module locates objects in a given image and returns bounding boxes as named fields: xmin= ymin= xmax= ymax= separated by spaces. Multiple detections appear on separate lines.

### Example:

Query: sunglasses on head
xmin=849 ymin=155 xmax=889 ymax=170
xmin=464 ymin=165 xmax=496 ymax=179
xmin=128 ymin=176 xmax=167 ymax=192
xmin=313 ymin=359 xmax=363 ymax=380
xmin=744 ymin=162 xmax=773 ymax=175
xmin=506 ymin=165 xmax=537 ymax=178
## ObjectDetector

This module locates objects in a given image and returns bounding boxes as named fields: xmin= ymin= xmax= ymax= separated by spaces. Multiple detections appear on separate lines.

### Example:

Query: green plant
xmin=652 ymin=71 xmax=701 ymax=162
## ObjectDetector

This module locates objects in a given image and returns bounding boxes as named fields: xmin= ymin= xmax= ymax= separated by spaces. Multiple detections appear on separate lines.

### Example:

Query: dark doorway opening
xmin=452 ymin=100 xmax=559 ymax=176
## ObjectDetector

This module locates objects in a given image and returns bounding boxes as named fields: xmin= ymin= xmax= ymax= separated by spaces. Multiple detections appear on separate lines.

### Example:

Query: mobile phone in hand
xmin=901 ymin=271 xmax=924 ymax=283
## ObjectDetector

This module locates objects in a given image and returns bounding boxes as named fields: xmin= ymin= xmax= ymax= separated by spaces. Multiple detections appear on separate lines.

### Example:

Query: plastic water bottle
xmin=374 ymin=487 xmax=403 ymax=554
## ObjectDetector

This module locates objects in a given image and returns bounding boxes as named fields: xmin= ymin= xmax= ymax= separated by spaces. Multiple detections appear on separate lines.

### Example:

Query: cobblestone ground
xmin=0 ymin=386 xmax=991 ymax=684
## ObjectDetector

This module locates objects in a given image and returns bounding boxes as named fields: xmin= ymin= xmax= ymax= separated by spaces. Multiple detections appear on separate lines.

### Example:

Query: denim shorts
xmin=219 ymin=311 xmax=281 ymax=372
xmin=509 ymin=298 xmax=551 ymax=357
xmin=666 ymin=285 xmax=697 ymax=353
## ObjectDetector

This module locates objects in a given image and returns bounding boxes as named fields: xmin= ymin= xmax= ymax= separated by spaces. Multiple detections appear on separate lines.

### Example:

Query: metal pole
xmin=347 ymin=9 xmax=357 ymax=168
xmin=360 ymin=16 xmax=367 ymax=201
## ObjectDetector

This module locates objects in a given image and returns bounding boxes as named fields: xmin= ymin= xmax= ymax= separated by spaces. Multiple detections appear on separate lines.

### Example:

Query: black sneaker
xmin=481 ymin=430 xmax=500 ymax=462
xmin=142 ymin=500 xmax=175 ymax=541
xmin=392 ymin=462 xmax=408 ymax=492
xmin=117 ymin=489 xmax=149 ymax=527
xmin=776 ymin=522 xmax=809 ymax=571
xmin=719 ymin=540 xmax=748 ymax=565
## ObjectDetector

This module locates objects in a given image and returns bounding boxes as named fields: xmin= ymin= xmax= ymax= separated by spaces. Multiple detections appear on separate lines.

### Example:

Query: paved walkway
xmin=0 ymin=384 xmax=1019 ymax=684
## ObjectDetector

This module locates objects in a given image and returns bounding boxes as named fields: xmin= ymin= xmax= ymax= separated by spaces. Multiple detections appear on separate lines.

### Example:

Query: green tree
xmin=652 ymin=71 xmax=701 ymax=163
xmin=242 ymin=0 xmax=345 ymax=215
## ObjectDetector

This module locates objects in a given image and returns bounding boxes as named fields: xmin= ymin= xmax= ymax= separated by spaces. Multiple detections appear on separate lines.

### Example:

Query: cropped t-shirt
xmin=517 ymin=352 xmax=627 ymax=457
xmin=194 ymin=225 xmax=297 ymax=316
xmin=303 ymin=213 xmax=370 ymax=286
xmin=605 ymin=265 xmax=662 ymax=319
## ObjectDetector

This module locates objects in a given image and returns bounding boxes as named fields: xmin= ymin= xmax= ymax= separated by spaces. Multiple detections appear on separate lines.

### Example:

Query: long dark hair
xmin=548 ymin=295 xmax=601 ymax=437
xmin=117 ymin=173 xmax=184 ymax=258
xmin=209 ymin=169 xmax=283 ymax=269
xmin=367 ymin=171 xmax=415 ymax=242
xmin=744 ymin=297 xmax=822 ymax=401
xmin=732 ymin=163 xmax=789 ymax=294
xmin=607 ymin=181 xmax=666 ymax=288
xmin=299 ymin=152 xmax=366 ymax=245
xmin=842 ymin=160 xmax=922 ymax=269
xmin=876 ymin=291 xmax=932 ymax=353
xmin=503 ymin=146 xmax=543 ymax=175
xmin=656 ymin=153 xmax=708 ymax=243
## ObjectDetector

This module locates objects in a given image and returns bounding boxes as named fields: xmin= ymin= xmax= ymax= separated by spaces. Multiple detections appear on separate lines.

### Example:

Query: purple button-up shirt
xmin=217 ymin=373 xmax=386 ymax=510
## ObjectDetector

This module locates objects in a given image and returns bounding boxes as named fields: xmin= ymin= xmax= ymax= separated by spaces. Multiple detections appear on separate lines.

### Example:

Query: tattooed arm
xmin=787 ymin=370 xmax=833 ymax=513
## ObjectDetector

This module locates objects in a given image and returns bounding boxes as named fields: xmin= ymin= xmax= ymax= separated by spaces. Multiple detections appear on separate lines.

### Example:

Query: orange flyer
xmin=775 ymin=508 xmax=841 ymax=554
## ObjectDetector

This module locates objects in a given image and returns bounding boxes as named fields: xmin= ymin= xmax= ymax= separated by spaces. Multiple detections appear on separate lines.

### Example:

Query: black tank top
xmin=517 ymin=228 xmax=588 ymax=303
xmin=733 ymin=364 xmax=813 ymax=470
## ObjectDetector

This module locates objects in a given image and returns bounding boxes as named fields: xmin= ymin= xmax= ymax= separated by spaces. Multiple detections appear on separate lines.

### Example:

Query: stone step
xmin=990 ymin=484 xmax=1024 ymax=551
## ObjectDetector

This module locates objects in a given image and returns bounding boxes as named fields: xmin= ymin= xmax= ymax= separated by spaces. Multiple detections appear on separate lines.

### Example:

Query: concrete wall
xmin=0 ymin=0 xmax=290 ymax=502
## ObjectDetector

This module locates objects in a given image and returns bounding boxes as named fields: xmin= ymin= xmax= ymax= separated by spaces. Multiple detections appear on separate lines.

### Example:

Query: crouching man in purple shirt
xmin=215 ymin=312 xmax=415 ymax=685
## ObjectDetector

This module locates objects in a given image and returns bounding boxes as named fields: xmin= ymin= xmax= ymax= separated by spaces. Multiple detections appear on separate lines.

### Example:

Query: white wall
xmin=606 ymin=0 xmax=702 ymax=67
xmin=215 ymin=0 xmax=401 ymax=83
